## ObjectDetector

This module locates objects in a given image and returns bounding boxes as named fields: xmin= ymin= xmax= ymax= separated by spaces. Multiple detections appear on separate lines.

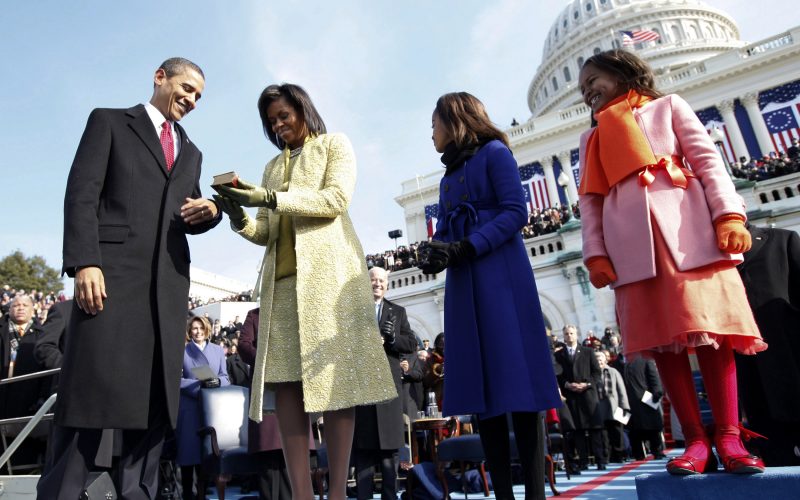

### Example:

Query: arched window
xmin=577 ymin=56 xmax=585 ymax=69
xmin=548 ymin=243 xmax=554 ymax=253
xmin=563 ymin=67 xmax=571 ymax=82
xmin=544 ymin=87 xmax=548 ymax=98
xmin=689 ymin=25 xmax=699 ymax=39
xmin=785 ymin=187 xmax=794 ymax=198
xmin=531 ymin=248 xmax=537 ymax=257
xmin=671 ymin=25 xmax=681 ymax=42
xmin=704 ymin=25 xmax=714 ymax=39
xmin=574 ymin=10 xmax=579 ymax=19
xmin=772 ymin=189 xmax=781 ymax=201
xmin=552 ymin=76 xmax=559 ymax=91
xmin=586 ymin=2 xmax=593 ymax=12
xmin=556 ymin=241 xmax=563 ymax=250
xmin=593 ymin=46 xmax=602 ymax=55
xmin=652 ymin=27 xmax=662 ymax=44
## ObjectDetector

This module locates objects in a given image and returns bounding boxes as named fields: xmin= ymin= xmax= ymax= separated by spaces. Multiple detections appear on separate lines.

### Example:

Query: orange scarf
xmin=579 ymin=90 xmax=655 ymax=196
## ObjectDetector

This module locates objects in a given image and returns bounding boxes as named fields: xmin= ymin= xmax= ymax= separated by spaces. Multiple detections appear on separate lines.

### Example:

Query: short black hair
xmin=257 ymin=83 xmax=326 ymax=149
xmin=159 ymin=57 xmax=204 ymax=80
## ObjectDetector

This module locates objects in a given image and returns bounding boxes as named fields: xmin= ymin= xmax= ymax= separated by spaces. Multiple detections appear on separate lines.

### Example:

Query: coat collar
xmin=126 ymin=104 xmax=194 ymax=179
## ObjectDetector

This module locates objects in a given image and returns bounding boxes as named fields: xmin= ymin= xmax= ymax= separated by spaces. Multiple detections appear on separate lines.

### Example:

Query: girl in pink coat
xmin=577 ymin=49 xmax=766 ymax=475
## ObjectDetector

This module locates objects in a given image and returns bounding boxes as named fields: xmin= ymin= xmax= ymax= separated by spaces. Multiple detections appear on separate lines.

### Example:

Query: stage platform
xmin=203 ymin=448 xmax=798 ymax=499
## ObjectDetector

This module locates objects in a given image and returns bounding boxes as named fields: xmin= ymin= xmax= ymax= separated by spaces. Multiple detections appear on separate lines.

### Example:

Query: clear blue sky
xmin=1 ymin=0 xmax=797 ymax=291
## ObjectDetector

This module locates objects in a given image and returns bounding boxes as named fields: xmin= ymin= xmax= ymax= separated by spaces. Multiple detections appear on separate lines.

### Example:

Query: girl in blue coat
xmin=420 ymin=92 xmax=561 ymax=499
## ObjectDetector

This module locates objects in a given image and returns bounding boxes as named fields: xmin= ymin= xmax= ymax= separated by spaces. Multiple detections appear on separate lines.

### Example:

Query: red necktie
xmin=160 ymin=121 xmax=175 ymax=170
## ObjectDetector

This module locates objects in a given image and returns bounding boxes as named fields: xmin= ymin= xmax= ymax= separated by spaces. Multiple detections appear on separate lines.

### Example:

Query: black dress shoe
xmin=653 ymin=453 xmax=668 ymax=460
xmin=597 ymin=464 xmax=607 ymax=470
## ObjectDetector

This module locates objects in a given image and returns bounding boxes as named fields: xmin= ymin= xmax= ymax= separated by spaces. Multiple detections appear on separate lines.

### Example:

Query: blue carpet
xmin=636 ymin=466 xmax=800 ymax=500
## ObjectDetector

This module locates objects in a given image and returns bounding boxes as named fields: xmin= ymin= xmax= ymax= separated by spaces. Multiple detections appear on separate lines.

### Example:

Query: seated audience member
xmin=177 ymin=316 xmax=230 ymax=500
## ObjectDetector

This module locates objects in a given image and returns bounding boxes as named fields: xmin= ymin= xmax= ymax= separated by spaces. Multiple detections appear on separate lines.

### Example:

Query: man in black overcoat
xmin=554 ymin=325 xmax=604 ymax=471
xmin=353 ymin=267 xmax=416 ymax=500
xmin=37 ymin=57 xmax=220 ymax=500
xmin=623 ymin=357 xmax=665 ymax=460
xmin=736 ymin=223 xmax=800 ymax=465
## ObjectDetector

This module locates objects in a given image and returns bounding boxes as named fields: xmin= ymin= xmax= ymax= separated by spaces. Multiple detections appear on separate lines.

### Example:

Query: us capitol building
xmin=388 ymin=0 xmax=800 ymax=342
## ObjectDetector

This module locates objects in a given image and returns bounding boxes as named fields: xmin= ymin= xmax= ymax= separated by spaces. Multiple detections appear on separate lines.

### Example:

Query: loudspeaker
xmin=80 ymin=471 xmax=117 ymax=500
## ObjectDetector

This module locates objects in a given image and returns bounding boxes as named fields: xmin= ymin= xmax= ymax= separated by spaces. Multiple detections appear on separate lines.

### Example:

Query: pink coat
xmin=578 ymin=94 xmax=744 ymax=288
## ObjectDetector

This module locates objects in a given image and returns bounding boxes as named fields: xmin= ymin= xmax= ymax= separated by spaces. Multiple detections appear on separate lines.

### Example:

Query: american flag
xmin=696 ymin=107 xmax=737 ymax=163
xmin=570 ymin=148 xmax=581 ymax=188
xmin=620 ymin=29 xmax=660 ymax=47
xmin=519 ymin=162 xmax=551 ymax=211
xmin=763 ymin=104 xmax=800 ymax=153
xmin=424 ymin=203 xmax=439 ymax=238
xmin=759 ymin=80 xmax=800 ymax=153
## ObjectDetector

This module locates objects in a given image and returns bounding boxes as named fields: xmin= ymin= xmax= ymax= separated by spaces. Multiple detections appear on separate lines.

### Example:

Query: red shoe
xmin=666 ymin=450 xmax=718 ymax=475
xmin=715 ymin=425 xmax=766 ymax=474
xmin=718 ymin=454 xmax=765 ymax=474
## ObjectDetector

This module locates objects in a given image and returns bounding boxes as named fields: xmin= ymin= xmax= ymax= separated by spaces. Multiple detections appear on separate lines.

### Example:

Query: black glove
xmin=381 ymin=316 xmax=396 ymax=344
xmin=202 ymin=378 xmax=221 ymax=389
xmin=421 ymin=239 xmax=476 ymax=274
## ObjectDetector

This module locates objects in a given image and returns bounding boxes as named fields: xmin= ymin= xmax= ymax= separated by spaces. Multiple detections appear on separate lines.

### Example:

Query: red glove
xmin=586 ymin=256 xmax=617 ymax=288
xmin=714 ymin=214 xmax=751 ymax=254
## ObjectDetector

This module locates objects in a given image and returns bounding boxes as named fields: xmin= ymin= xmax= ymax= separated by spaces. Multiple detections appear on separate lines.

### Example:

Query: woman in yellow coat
xmin=214 ymin=83 xmax=395 ymax=500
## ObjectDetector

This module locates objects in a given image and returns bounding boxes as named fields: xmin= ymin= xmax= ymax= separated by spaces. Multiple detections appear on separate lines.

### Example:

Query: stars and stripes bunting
xmin=424 ymin=203 xmax=438 ymax=238
xmin=519 ymin=162 xmax=552 ymax=211
xmin=762 ymin=100 xmax=800 ymax=154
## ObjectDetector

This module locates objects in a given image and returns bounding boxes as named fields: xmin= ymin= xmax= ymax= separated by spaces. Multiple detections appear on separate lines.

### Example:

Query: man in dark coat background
xmin=554 ymin=325 xmax=604 ymax=471
xmin=623 ymin=357 xmax=665 ymax=460
xmin=353 ymin=267 xmax=416 ymax=500
xmin=37 ymin=57 xmax=220 ymax=500
xmin=736 ymin=223 xmax=800 ymax=465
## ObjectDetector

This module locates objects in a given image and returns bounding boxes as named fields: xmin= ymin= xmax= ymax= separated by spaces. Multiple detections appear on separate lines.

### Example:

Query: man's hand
xmin=381 ymin=317 xmax=396 ymax=344
xmin=75 ymin=266 xmax=106 ymax=315
xmin=400 ymin=359 xmax=410 ymax=373
xmin=181 ymin=197 xmax=219 ymax=225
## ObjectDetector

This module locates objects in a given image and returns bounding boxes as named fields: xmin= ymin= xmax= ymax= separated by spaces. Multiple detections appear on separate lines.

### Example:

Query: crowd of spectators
xmin=187 ymin=291 xmax=252 ymax=310
xmin=1 ymin=285 xmax=68 ymax=322
xmin=730 ymin=142 xmax=800 ymax=181
xmin=522 ymin=204 xmax=580 ymax=239
xmin=365 ymin=242 xmax=423 ymax=271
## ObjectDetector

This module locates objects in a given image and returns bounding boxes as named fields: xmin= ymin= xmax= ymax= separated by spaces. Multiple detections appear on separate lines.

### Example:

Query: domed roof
xmin=528 ymin=0 xmax=742 ymax=118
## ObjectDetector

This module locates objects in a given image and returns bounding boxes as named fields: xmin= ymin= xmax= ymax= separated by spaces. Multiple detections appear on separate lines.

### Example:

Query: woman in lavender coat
xmin=176 ymin=316 xmax=230 ymax=499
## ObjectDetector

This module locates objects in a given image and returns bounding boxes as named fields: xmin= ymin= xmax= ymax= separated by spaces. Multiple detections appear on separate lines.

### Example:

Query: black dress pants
xmin=353 ymin=448 xmax=397 ymax=500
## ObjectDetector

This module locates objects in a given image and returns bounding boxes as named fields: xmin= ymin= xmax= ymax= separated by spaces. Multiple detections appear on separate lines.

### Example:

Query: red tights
xmin=652 ymin=343 xmax=748 ymax=459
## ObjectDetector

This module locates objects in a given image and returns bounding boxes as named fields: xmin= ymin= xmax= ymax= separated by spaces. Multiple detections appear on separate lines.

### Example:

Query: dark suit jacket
xmin=0 ymin=316 xmax=46 ymax=418
xmin=736 ymin=225 xmax=800 ymax=422
xmin=554 ymin=345 xmax=602 ymax=429
xmin=623 ymin=358 xmax=663 ymax=431
xmin=58 ymin=105 xmax=220 ymax=429
xmin=354 ymin=298 xmax=417 ymax=450
xmin=34 ymin=300 xmax=72 ymax=370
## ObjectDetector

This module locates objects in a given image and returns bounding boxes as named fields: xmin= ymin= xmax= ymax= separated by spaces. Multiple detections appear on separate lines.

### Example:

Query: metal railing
xmin=0 ymin=369 xmax=60 ymax=474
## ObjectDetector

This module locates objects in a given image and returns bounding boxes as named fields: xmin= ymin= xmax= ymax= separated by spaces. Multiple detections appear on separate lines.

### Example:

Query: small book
xmin=614 ymin=407 xmax=631 ymax=425
xmin=211 ymin=171 xmax=238 ymax=187
xmin=641 ymin=390 xmax=660 ymax=410
xmin=191 ymin=365 xmax=217 ymax=381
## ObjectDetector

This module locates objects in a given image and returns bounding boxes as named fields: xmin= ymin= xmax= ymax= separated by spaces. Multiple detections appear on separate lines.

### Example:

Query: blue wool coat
xmin=434 ymin=139 xmax=560 ymax=418
xmin=176 ymin=341 xmax=230 ymax=466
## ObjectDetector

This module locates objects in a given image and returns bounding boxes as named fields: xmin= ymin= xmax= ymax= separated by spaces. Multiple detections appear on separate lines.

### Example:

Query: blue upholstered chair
xmin=198 ymin=385 xmax=267 ymax=499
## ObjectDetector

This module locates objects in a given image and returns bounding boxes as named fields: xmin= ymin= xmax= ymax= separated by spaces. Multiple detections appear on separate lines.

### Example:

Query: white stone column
xmin=557 ymin=150 xmax=579 ymax=204
xmin=741 ymin=92 xmax=775 ymax=156
xmin=717 ymin=99 xmax=749 ymax=161
xmin=540 ymin=156 xmax=560 ymax=208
